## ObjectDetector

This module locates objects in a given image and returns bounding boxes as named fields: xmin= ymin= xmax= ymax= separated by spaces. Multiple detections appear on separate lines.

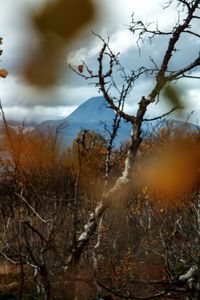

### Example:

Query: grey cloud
xmin=0 ymin=73 xmax=98 ymax=112
xmin=3 ymin=105 xmax=73 ymax=123
xmin=0 ymin=0 xmax=199 ymax=123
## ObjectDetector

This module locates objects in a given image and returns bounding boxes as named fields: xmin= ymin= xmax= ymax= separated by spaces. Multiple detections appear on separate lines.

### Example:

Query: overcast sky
xmin=0 ymin=0 xmax=199 ymax=123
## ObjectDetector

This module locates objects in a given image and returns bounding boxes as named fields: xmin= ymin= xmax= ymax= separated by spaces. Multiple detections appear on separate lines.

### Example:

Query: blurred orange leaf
xmin=142 ymin=137 xmax=199 ymax=198
xmin=0 ymin=69 xmax=8 ymax=78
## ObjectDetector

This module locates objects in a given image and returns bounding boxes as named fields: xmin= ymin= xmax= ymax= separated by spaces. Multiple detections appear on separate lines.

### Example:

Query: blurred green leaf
xmin=163 ymin=85 xmax=184 ymax=110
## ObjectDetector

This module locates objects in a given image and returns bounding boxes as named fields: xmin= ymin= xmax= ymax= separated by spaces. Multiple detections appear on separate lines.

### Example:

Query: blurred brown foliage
xmin=141 ymin=135 xmax=200 ymax=199
xmin=24 ymin=0 xmax=95 ymax=87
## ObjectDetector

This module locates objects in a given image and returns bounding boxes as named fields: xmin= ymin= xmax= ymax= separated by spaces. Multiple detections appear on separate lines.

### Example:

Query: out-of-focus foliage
xmin=33 ymin=0 xmax=95 ymax=41
xmin=0 ymin=38 xmax=8 ymax=79
xmin=163 ymin=84 xmax=184 ymax=113
xmin=24 ymin=0 xmax=95 ymax=87
xmin=0 ymin=69 xmax=8 ymax=79
xmin=141 ymin=134 xmax=199 ymax=199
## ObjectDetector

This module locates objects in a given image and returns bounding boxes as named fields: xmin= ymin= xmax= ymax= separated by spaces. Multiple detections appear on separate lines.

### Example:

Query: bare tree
xmin=68 ymin=0 xmax=200 ymax=298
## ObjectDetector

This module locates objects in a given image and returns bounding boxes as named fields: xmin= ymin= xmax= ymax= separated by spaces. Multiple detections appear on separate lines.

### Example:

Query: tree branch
xmin=168 ymin=55 xmax=200 ymax=80
xmin=143 ymin=106 xmax=178 ymax=122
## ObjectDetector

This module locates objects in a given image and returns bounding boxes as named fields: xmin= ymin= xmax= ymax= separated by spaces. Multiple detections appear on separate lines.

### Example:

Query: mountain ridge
xmin=33 ymin=96 xmax=132 ymax=147
xmin=31 ymin=96 xmax=199 ymax=148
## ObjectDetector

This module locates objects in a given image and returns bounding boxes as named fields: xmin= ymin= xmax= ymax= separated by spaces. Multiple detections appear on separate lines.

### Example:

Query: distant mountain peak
xmin=33 ymin=96 xmax=131 ymax=147
xmin=66 ymin=96 xmax=115 ymax=123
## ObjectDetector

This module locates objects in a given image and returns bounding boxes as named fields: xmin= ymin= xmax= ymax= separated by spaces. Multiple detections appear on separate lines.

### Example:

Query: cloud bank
xmin=0 ymin=0 xmax=199 ymax=123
